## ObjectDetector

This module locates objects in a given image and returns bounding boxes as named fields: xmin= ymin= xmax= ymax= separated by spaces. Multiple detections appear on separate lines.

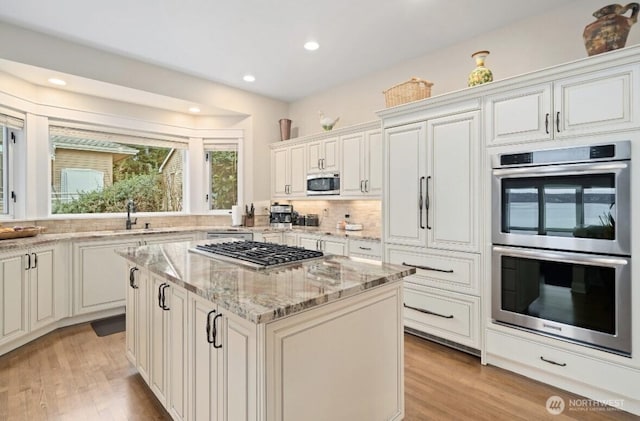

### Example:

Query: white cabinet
xmin=167 ymin=283 xmax=189 ymax=421
xmin=255 ymin=232 xmax=283 ymax=244
xmin=298 ymin=234 xmax=346 ymax=255
xmin=283 ymin=232 xmax=297 ymax=246
xmin=188 ymin=292 xmax=257 ymax=421
xmin=485 ymin=63 xmax=640 ymax=145
xmin=0 ymin=244 xmax=63 ymax=348
xmin=348 ymin=238 xmax=382 ymax=261
xmin=73 ymin=237 xmax=139 ymax=315
xmin=125 ymin=264 xmax=150 ymax=382
xmin=0 ymin=252 xmax=28 ymax=346
xmin=426 ymin=111 xmax=480 ymax=253
xmin=271 ymin=143 xmax=306 ymax=198
xmin=384 ymin=112 xmax=480 ymax=253
xmin=383 ymin=122 xmax=427 ymax=248
xmin=307 ymin=136 xmax=339 ymax=173
xmin=73 ymin=233 xmax=198 ymax=316
xmin=149 ymin=275 xmax=169 ymax=405
xmin=340 ymin=129 xmax=382 ymax=197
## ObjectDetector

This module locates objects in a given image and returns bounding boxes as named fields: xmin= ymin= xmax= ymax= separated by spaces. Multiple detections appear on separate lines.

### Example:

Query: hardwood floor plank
xmin=0 ymin=323 xmax=636 ymax=420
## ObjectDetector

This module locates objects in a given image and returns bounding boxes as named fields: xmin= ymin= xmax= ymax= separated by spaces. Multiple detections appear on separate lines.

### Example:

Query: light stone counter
xmin=116 ymin=240 xmax=412 ymax=324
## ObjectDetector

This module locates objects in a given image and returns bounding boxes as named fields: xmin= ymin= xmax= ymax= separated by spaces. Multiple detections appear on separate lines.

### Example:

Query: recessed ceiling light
xmin=48 ymin=78 xmax=67 ymax=86
xmin=188 ymin=107 xmax=201 ymax=113
xmin=243 ymin=74 xmax=256 ymax=82
xmin=304 ymin=41 xmax=319 ymax=51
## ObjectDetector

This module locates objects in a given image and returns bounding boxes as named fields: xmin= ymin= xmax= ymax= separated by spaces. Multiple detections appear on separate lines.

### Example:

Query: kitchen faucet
xmin=126 ymin=199 xmax=137 ymax=230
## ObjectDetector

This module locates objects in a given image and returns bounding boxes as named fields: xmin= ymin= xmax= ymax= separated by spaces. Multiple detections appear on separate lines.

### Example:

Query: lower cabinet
xmin=0 ymin=244 xmax=66 ymax=350
xmin=125 ymin=264 xmax=150 ymax=382
xmin=298 ymin=234 xmax=346 ymax=255
xmin=188 ymin=292 xmax=257 ymax=421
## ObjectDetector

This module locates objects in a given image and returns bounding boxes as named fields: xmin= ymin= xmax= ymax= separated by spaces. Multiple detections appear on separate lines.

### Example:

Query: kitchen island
xmin=116 ymin=240 xmax=414 ymax=421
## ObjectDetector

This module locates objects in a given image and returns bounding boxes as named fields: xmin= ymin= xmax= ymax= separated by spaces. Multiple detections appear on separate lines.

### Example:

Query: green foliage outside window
xmin=210 ymin=150 xmax=238 ymax=210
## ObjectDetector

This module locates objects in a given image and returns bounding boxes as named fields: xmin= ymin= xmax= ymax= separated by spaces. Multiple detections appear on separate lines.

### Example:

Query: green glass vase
xmin=468 ymin=50 xmax=493 ymax=87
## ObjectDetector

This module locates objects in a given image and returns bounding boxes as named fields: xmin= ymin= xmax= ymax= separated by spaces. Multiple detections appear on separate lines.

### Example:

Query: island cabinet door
xmin=167 ymin=284 xmax=189 ymax=421
xmin=188 ymin=294 xmax=221 ymax=421
xmin=149 ymin=276 xmax=169 ymax=406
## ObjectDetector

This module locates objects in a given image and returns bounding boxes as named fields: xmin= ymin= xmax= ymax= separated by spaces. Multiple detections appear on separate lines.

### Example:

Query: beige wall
xmin=288 ymin=0 xmax=640 ymax=136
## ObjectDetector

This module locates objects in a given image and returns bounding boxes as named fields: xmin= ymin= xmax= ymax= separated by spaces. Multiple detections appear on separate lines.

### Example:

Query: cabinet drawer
xmin=403 ymin=285 xmax=479 ymax=349
xmin=348 ymin=239 xmax=381 ymax=258
xmin=486 ymin=329 xmax=640 ymax=401
xmin=386 ymin=245 xmax=479 ymax=295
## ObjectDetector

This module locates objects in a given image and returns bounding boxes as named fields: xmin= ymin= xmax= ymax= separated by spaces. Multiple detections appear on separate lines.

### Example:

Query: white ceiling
xmin=0 ymin=0 xmax=574 ymax=103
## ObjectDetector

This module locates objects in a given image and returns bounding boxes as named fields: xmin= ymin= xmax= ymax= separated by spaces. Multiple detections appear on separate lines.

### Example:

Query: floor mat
xmin=91 ymin=314 xmax=126 ymax=337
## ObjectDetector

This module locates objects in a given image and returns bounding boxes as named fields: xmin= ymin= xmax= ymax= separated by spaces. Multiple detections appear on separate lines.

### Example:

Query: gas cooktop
xmin=190 ymin=240 xmax=324 ymax=269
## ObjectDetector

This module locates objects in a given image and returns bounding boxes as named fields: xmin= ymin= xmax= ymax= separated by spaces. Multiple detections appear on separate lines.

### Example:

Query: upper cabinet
xmin=307 ymin=137 xmax=339 ymax=173
xmin=271 ymin=143 xmax=307 ymax=199
xmin=383 ymin=108 xmax=480 ymax=253
xmin=485 ymin=63 xmax=640 ymax=146
xmin=340 ymin=129 xmax=382 ymax=197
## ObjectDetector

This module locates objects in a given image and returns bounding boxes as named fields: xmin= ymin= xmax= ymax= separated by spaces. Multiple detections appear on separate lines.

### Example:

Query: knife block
xmin=244 ymin=215 xmax=255 ymax=227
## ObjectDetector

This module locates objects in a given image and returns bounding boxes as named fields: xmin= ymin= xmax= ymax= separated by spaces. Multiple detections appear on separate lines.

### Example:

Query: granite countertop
xmin=116 ymin=240 xmax=413 ymax=324
xmin=0 ymin=225 xmax=381 ymax=252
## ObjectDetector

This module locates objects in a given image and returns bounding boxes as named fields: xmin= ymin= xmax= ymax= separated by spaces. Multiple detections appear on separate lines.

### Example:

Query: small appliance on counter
xmin=304 ymin=214 xmax=320 ymax=227
xmin=270 ymin=203 xmax=293 ymax=229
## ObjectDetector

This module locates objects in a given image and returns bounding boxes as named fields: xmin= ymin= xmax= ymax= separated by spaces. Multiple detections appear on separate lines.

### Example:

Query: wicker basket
xmin=383 ymin=77 xmax=433 ymax=107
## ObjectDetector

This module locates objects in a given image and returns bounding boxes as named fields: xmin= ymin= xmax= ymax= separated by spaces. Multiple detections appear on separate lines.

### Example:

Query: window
xmin=0 ymin=112 xmax=24 ymax=216
xmin=206 ymin=143 xmax=239 ymax=211
xmin=49 ymin=125 xmax=187 ymax=214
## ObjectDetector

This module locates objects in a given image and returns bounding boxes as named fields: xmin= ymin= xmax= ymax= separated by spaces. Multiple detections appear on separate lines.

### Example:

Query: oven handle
xmin=492 ymin=161 xmax=628 ymax=177
xmin=492 ymin=246 xmax=629 ymax=267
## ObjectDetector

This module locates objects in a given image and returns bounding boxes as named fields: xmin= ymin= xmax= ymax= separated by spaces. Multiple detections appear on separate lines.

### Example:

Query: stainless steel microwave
xmin=307 ymin=173 xmax=340 ymax=196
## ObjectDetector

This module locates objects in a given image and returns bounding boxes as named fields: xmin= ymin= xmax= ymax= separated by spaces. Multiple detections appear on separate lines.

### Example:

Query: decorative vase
xmin=468 ymin=50 xmax=493 ymax=87
xmin=279 ymin=118 xmax=292 ymax=141
xmin=583 ymin=3 xmax=639 ymax=56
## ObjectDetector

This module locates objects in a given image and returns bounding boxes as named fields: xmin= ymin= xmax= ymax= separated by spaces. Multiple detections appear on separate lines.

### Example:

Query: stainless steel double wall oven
xmin=491 ymin=141 xmax=632 ymax=355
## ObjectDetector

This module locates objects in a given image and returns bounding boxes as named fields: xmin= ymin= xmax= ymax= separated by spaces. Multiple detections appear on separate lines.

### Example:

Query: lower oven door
xmin=492 ymin=245 xmax=631 ymax=355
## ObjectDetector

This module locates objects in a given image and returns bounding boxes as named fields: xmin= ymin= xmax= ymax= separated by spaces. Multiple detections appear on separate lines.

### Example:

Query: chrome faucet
xmin=126 ymin=199 xmax=137 ymax=230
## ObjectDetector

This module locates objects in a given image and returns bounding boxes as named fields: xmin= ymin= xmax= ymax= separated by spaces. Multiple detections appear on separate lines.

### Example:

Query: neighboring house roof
xmin=51 ymin=135 xmax=139 ymax=157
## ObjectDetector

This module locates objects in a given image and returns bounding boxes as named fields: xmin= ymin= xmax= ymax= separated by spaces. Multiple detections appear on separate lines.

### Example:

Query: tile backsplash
xmin=288 ymin=200 xmax=381 ymax=232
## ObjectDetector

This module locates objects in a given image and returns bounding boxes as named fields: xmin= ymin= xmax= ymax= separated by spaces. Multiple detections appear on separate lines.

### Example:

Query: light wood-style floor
xmin=0 ymin=323 xmax=635 ymax=420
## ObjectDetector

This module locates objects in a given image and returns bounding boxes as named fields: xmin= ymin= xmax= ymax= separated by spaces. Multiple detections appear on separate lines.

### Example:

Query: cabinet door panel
xmin=341 ymin=133 xmax=365 ymax=196
xmin=149 ymin=277 xmax=168 ymax=405
xmin=136 ymin=270 xmax=150 ymax=382
xmin=307 ymin=141 xmax=321 ymax=173
xmin=555 ymin=66 xmax=638 ymax=136
xmin=323 ymin=240 xmax=346 ymax=256
xmin=427 ymin=111 xmax=479 ymax=252
xmin=366 ymin=129 xmax=383 ymax=196
xmin=189 ymin=295 xmax=218 ymax=421
xmin=298 ymin=236 xmax=319 ymax=251
xmin=30 ymin=249 xmax=55 ymax=330
xmin=168 ymin=285 xmax=188 ymax=421
xmin=384 ymin=122 xmax=427 ymax=247
xmin=289 ymin=144 xmax=307 ymax=196
xmin=322 ymin=137 xmax=340 ymax=172
xmin=1 ymin=255 xmax=27 ymax=342
xmin=485 ymin=84 xmax=552 ymax=145
xmin=271 ymin=148 xmax=288 ymax=197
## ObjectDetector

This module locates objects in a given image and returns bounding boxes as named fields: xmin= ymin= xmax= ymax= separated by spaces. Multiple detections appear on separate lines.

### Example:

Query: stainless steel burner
xmin=190 ymin=240 xmax=324 ymax=269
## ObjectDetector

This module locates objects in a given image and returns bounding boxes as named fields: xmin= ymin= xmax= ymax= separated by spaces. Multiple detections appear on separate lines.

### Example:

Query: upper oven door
xmin=492 ymin=160 xmax=631 ymax=256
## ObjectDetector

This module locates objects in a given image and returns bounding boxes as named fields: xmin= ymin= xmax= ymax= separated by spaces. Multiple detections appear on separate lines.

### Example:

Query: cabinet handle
xmin=129 ymin=267 xmax=139 ymax=289
xmin=158 ymin=283 xmax=165 ymax=308
xmin=31 ymin=253 xmax=37 ymax=269
xmin=206 ymin=309 xmax=216 ymax=344
xmin=358 ymin=246 xmax=372 ymax=250
xmin=418 ymin=176 xmax=425 ymax=229
xmin=401 ymin=262 xmax=454 ymax=273
xmin=360 ymin=180 xmax=365 ymax=193
xmin=544 ymin=113 xmax=549 ymax=134
xmin=321 ymin=158 xmax=325 ymax=169
xmin=365 ymin=180 xmax=369 ymax=193
xmin=556 ymin=111 xmax=561 ymax=133
xmin=161 ymin=284 xmax=170 ymax=310
xmin=540 ymin=356 xmax=567 ymax=367
xmin=425 ymin=176 xmax=432 ymax=230
xmin=25 ymin=253 xmax=31 ymax=271
xmin=212 ymin=313 xmax=223 ymax=349
xmin=403 ymin=303 xmax=453 ymax=319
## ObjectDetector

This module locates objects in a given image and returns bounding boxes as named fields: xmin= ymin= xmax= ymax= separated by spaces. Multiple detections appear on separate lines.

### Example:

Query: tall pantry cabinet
xmin=379 ymin=99 xmax=482 ymax=353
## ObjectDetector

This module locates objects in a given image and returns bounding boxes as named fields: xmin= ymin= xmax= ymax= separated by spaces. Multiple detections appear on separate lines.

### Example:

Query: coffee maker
xmin=269 ymin=204 xmax=293 ymax=229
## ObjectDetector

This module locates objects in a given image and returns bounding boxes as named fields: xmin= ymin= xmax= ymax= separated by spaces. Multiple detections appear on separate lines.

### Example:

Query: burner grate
xmin=192 ymin=240 xmax=324 ymax=268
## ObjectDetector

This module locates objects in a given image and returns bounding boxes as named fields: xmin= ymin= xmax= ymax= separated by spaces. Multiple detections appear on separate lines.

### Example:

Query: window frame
xmin=204 ymin=139 xmax=243 ymax=216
